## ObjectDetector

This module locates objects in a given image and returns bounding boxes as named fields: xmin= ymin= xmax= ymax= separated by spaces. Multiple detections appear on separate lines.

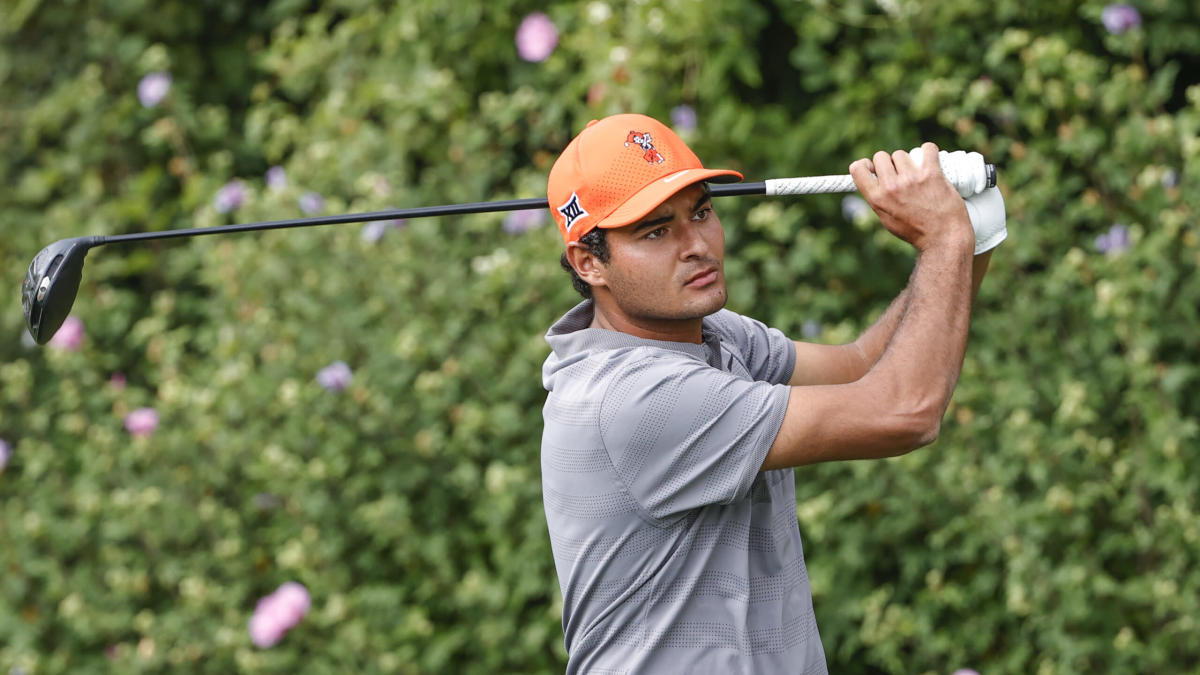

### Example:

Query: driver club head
xmin=21 ymin=236 xmax=102 ymax=345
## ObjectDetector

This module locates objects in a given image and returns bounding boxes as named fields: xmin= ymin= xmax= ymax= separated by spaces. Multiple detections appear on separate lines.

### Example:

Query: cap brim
xmin=596 ymin=168 xmax=743 ymax=231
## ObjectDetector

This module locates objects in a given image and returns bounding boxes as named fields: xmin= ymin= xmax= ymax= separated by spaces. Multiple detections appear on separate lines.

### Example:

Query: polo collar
xmin=546 ymin=300 xmax=723 ymax=368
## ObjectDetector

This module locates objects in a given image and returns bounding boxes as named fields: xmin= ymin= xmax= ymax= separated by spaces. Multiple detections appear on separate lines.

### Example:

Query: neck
xmin=589 ymin=296 xmax=705 ymax=344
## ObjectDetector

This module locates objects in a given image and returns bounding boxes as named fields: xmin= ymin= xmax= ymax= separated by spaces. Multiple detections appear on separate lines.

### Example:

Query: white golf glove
xmin=910 ymin=147 xmax=1007 ymax=254
xmin=962 ymin=185 xmax=1007 ymax=254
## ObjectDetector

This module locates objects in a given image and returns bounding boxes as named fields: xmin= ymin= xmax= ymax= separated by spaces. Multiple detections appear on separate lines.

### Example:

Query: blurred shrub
xmin=1 ymin=0 xmax=1198 ymax=672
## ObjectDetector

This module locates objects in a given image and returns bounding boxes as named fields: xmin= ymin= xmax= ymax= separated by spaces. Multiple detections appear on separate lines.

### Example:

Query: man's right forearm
xmin=864 ymin=235 xmax=975 ymax=445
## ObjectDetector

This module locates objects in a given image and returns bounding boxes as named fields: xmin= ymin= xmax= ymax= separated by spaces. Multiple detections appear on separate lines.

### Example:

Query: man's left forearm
xmin=971 ymin=249 xmax=992 ymax=305
xmin=853 ymin=250 xmax=992 ymax=373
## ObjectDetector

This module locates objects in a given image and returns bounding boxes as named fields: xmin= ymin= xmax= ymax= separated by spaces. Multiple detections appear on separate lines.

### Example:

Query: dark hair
xmin=560 ymin=228 xmax=609 ymax=299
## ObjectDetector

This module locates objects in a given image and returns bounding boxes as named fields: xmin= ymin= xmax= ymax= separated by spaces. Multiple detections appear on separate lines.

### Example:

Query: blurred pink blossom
xmin=503 ymin=209 xmax=545 ymax=235
xmin=110 ymin=372 xmax=127 ymax=391
xmin=137 ymin=72 xmax=172 ymax=107
xmin=670 ymin=105 xmax=698 ymax=133
xmin=266 ymin=166 xmax=287 ymax=192
xmin=275 ymin=582 xmax=311 ymax=615
xmin=249 ymin=582 xmax=311 ymax=648
xmin=214 ymin=180 xmax=247 ymax=213
xmin=48 ymin=316 xmax=85 ymax=351
xmin=299 ymin=192 xmax=325 ymax=215
xmin=316 ymin=361 xmax=353 ymax=392
xmin=361 ymin=219 xmax=407 ymax=243
xmin=951 ymin=670 xmax=981 ymax=675
xmin=516 ymin=13 xmax=558 ymax=62
xmin=1095 ymin=223 xmax=1130 ymax=256
xmin=124 ymin=408 xmax=159 ymax=437
xmin=0 ymin=439 xmax=11 ymax=472
xmin=1101 ymin=4 xmax=1141 ymax=34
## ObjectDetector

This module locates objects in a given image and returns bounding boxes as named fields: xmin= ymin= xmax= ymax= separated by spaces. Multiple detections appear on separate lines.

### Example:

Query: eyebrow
xmin=631 ymin=190 xmax=713 ymax=233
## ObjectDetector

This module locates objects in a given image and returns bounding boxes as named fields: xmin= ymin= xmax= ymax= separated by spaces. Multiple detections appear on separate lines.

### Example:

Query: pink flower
xmin=951 ymin=670 xmax=981 ymax=675
xmin=1101 ymin=4 xmax=1141 ymax=34
xmin=516 ymin=13 xmax=558 ymax=62
xmin=274 ymin=582 xmax=312 ymax=616
xmin=299 ymin=192 xmax=325 ymax=215
xmin=670 ymin=105 xmax=698 ymax=133
xmin=249 ymin=582 xmax=311 ymax=648
xmin=48 ymin=316 xmax=85 ymax=351
xmin=124 ymin=408 xmax=159 ymax=437
xmin=503 ymin=209 xmax=545 ymax=235
xmin=137 ymin=72 xmax=172 ymax=107
xmin=266 ymin=166 xmax=287 ymax=192
xmin=316 ymin=361 xmax=353 ymax=392
xmin=0 ymin=439 xmax=11 ymax=472
xmin=248 ymin=606 xmax=289 ymax=648
xmin=1095 ymin=223 xmax=1130 ymax=256
xmin=214 ymin=180 xmax=247 ymax=213
xmin=361 ymin=219 xmax=407 ymax=243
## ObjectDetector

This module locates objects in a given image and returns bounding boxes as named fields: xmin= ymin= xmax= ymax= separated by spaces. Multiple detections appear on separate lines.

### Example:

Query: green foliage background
xmin=2 ymin=0 xmax=1198 ymax=672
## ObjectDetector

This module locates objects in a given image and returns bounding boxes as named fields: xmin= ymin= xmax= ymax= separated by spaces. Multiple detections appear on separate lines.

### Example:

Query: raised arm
xmin=788 ymin=247 xmax=992 ymax=387
xmin=764 ymin=143 xmax=976 ymax=469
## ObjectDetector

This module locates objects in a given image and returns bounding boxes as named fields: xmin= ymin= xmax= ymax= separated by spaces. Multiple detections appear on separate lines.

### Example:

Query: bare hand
xmin=849 ymin=142 xmax=973 ymax=252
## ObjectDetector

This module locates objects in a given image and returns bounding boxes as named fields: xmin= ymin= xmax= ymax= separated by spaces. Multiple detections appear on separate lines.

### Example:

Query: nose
xmin=676 ymin=220 xmax=712 ymax=260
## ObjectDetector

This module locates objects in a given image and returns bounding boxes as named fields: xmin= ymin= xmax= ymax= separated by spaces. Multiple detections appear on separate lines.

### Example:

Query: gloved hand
xmin=962 ymin=185 xmax=1007 ymax=254
xmin=910 ymin=147 xmax=1006 ymax=254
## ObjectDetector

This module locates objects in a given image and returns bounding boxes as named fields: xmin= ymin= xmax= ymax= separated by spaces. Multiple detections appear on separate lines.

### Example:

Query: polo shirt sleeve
xmin=598 ymin=353 xmax=791 ymax=523
xmin=707 ymin=310 xmax=796 ymax=385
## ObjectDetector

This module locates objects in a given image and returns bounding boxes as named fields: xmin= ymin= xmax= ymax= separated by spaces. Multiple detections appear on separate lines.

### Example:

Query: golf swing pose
xmin=540 ymin=114 xmax=1005 ymax=673
xmin=16 ymin=106 xmax=1000 ymax=671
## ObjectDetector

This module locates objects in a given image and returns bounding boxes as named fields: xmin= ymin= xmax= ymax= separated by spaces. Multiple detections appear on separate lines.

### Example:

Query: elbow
xmin=911 ymin=417 xmax=942 ymax=449
xmin=888 ymin=401 xmax=944 ymax=456
xmin=854 ymin=374 xmax=949 ymax=458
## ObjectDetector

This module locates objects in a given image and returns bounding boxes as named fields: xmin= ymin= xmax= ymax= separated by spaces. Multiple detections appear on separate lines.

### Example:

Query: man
xmin=540 ymin=113 xmax=1003 ymax=674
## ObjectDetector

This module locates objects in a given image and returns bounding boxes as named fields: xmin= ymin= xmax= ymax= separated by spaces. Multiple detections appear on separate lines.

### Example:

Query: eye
xmin=692 ymin=207 xmax=712 ymax=221
xmin=643 ymin=227 xmax=668 ymax=240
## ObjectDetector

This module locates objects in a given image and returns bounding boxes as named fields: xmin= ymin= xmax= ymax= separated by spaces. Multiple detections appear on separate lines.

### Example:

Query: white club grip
xmin=765 ymin=175 xmax=858 ymax=195
xmin=764 ymin=150 xmax=993 ymax=199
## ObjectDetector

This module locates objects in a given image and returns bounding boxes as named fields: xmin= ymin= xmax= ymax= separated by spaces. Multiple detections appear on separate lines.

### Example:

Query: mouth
xmin=684 ymin=266 xmax=720 ymax=289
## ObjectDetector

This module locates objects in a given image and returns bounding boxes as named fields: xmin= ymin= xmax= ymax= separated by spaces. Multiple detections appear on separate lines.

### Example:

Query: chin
xmin=685 ymin=286 xmax=727 ymax=318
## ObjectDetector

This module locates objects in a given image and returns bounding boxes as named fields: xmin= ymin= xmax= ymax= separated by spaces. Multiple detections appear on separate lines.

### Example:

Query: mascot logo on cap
xmin=625 ymin=131 xmax=665 ymax=164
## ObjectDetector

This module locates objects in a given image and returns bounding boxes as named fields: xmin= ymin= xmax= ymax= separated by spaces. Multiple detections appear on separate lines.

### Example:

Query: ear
xmin=565 ymin=241 xmax=608 ymax=289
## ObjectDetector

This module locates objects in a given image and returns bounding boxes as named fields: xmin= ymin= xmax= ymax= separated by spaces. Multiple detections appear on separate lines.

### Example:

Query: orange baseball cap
xmin=547 ymin=113 xmax=743 ymax=244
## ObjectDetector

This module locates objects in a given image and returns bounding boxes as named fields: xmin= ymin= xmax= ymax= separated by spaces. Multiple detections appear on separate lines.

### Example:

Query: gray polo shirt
xmin=541 ymin=300 xmax=827 ymax=674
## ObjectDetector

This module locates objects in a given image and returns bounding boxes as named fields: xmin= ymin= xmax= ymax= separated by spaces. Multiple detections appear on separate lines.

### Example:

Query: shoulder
xmin=703 ymin=308 xmax=750 ymax=336
xmin=546 ymin=344 xmax=704 ymax=395
xmin=704 ymin=308 xmax=773 ymax=344
xmin=704 ymin=308 xmax=775 ymax=358
xmin=705 ymin=309 xmax=797 ymax=384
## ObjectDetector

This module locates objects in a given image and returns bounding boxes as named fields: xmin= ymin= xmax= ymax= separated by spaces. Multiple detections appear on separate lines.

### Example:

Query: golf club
xmin=21 ymin=158 xmax=996 ymax=345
